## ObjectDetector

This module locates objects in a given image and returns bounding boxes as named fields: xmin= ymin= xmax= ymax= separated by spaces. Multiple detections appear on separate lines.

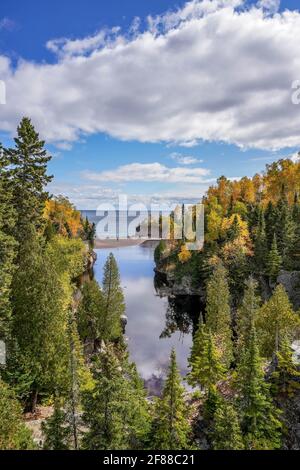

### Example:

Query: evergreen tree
xmin=266 ymin=234 xmax=282 ymax=283
xmin=4 ymin=117 xmax=53 ymax=243
xmin=0 ymin=379 xmax=34 ymax=450
xmin=253 ymin=208 xmax=268 ymax=274
xmin=265 ymin=201 xmax=277 ymax=249
xmin=151 ymin=349 xmax=191 ymax=450
xmin=187 ymin=313 xmax=206 ymax=384
xmin=289 ymin=196 xmax=300 ymax=270
xmin=82 ymin=343 xmax=148 ymax=450
xmin=102 ymin=253 xmax=125 ymax=342
xmin=77 ymin=280 xmax=104 ymax=352
xmin=9 ymin=226 xmax=70 ymax=412
xmin=271 ymin=335 xmax=300 ymax=397
xmin=0 ymin=144 xmax=17 ymax=340
xmin=212 ymin=402 xmax=244 ymax=450
xmin=42 ymin=399 xmax=71 ymax=450
xmin=256 ymin=284 xmax=299 ymax=359
xmin=236 ymin=323 xmax=282 ymax=450
xmin=188 ymin=326 xmax=225 ymax=390
xmin=205 ymin=263 xmax=233 ymax=366
xmin=274 ymin=196 xmax=295 ymax=264
xmin=236 ymin=278 xmax=260 ymax=358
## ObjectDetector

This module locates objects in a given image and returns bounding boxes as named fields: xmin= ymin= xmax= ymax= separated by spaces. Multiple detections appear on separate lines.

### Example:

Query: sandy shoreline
xmin=94 ymin=238 xmax=152 ymax=249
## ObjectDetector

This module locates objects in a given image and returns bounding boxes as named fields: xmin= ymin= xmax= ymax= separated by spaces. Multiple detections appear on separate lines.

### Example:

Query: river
xmin=92 ymin=244 xmax=193 ymax=393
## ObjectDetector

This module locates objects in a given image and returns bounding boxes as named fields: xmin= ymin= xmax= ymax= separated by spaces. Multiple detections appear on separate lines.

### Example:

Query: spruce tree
xmin=205 ymin=263 xmax=233 ymax=366
xmin=0 ymin=144 xmax=17 ymax=340
xmin=0 ymin=379 xmax=34 ymax=450
xmin=42 ymin=399 xmax=71 ymax=450
xmin=254 ymin=208 xmax=268 ymax=274
xmin=9 ymin=226 xmax=70 ymax=412
xmin=212 ymin=402 xmax=244 ymax=450
xmin=82 ymin=343 xmax=148 ymax=450
xmin=271 ymin=335 xmax=300 ymax=397
xmin=236 ymin=323 xmax=282 ymax=450
xmin=188 ymin=328 xmax=225 ymax=391
xmin=77 ymin=280 xmax=104 ymax=352
xmin=256 ymin=285 xmax=299 ymax=359
xmin=102 ymin=253 xmax=125 ymax=342
xmin=236 ymin=278 xmax=260 ymax=358
xmin=266 ymin=234 xmax=282 ymax=283
xmin=275 ymin=196 xmax=295 ymax=264
xmin=4 ymin=117 xmax=53 ymax=243
xmin=151 ymin=349 xmax=191 ymax=450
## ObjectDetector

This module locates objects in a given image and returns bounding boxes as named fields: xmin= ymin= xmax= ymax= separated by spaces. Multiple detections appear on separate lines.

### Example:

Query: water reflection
xmin=93 ymin=245 xmax=193 ymax=385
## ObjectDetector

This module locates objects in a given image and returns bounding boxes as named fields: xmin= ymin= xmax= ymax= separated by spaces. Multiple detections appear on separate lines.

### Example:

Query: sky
xmin=0 ymin=0 xmax=300 ymax=209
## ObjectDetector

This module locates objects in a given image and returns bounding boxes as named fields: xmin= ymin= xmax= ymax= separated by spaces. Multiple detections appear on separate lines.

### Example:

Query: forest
xmin=1 ymin=117 xmax=300 ymax=451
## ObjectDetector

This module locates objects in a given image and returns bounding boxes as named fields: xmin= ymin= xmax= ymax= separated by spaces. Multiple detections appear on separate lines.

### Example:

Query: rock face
xmin=277 ymin=271 xmax=300 ymax=310
xmin=154 ymin=268 xmax=204 ymax=298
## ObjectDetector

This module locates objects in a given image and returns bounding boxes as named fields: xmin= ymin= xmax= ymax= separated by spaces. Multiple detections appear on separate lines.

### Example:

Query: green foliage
xmin=102 ymin=253 xmax=125 ymax=342
xmin=47 ymin=235 xmax=87 ymax=280
xmin=205 ymin=263 xmax=233 ymax=366
xmin=256 ymin=285 xmax=299 ymax=359
xmin=9 ymin=226 xmax=70 ymax=410
xmin=77 ymin=280 xmax=104 ymax=350
xmin=0 ymin=379 xmax=34 ymax=449
xmin=42 ymin=399 xmax=71 ymax=450
xmin=236 ymin=323 xmax=282 ymax=450
xmin=236 ymin=278 xmax=261 ymax=358
xmin=266 ymin=234 xmax=282 ymax=282
xmin=4 ymin=117 xmax=52 ymax=243
xmin=151 ymin=349 xmax=191 ymax=450
xmin=212 ymin=402 xmax=244 ymax=450
xmin=0 ymin=143 xmax=17 ymax=339
xmin=187 ymin=327 xmax=225 ymax=393
xmin=271 ymin=335 xmax=300 ymax=397
xmin=82 ymin=344 xmax=150 ymax=450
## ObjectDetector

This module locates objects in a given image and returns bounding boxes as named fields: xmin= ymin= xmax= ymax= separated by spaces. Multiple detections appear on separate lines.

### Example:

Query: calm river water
xmin=93 ymin=244 xmax=192 ymax=388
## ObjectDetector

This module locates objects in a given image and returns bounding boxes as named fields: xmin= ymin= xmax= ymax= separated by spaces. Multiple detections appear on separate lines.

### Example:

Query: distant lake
xmin=92 ymin=243 xmax=193 ymax=389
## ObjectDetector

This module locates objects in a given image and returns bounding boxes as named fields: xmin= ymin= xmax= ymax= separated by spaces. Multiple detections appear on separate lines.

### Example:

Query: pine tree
xmin=42 ymin=399 xmax=71 ymax=450
xmin=0 ymin=144 xmax=17 ymax=340
xmin=0 ymin=379 xmax=34 ymax=450
xmin=212 ymin=402 xmax=244 ymax=450
xmin=82 ymin=343 xmax=148 ymax=450
xmin=151 ymin=349 xmax=191 ymax=450
xmin=254 ymin=208 xmax=268 ymax=274
xmin=236 ymin=278 xmax=260 ymax=358
xmin=9 ymin=226 xmax=70 ymax=412
xmin=187 ymin=324 xmax=225 ymax=392
xmin=236 ymin=323 xmax=282 ymax=450
xmin=271 ymin=335 xmax=300 ymax=397
xmin=187 ymin=313 xmax=207 ymax=386
xmin=205 ymin=263 xmax=233 ymax=366
xmin=4 ymin=117 xmax=53 ymax=243
xmin=102 ymin=253 xmax=125 ymax=342
xmin=289 ymin=196 xmax=300 ymax=270
xmin=266 ymin=234 xmax=282 ymax=283
xmin=256 ymin=284 xmax=299 ymax=359
xmin=77 ymin=280 xmax=104 ymax=352
xmin=275 ymin=196 xmax=295 ymax=264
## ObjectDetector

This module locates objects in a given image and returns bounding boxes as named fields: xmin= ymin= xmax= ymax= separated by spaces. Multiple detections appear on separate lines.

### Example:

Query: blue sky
xmin=0 ymin=0 xmax=300 ymax=208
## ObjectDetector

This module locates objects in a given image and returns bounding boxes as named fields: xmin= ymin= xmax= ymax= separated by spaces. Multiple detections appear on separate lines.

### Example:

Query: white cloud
xmin=1 ymin=1 xmax=300 ymax=150
xmin=170 ymin=152 xmax=203 ymax=164
xmin=82 ymin=162 xmax=211 ymax=184
xmin=258 ymin=0 xmax=280 ymax=15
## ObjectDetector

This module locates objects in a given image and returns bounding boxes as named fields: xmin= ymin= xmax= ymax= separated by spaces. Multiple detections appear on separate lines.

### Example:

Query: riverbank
xmin=94 ymin=238 xmax=160 ymax=249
